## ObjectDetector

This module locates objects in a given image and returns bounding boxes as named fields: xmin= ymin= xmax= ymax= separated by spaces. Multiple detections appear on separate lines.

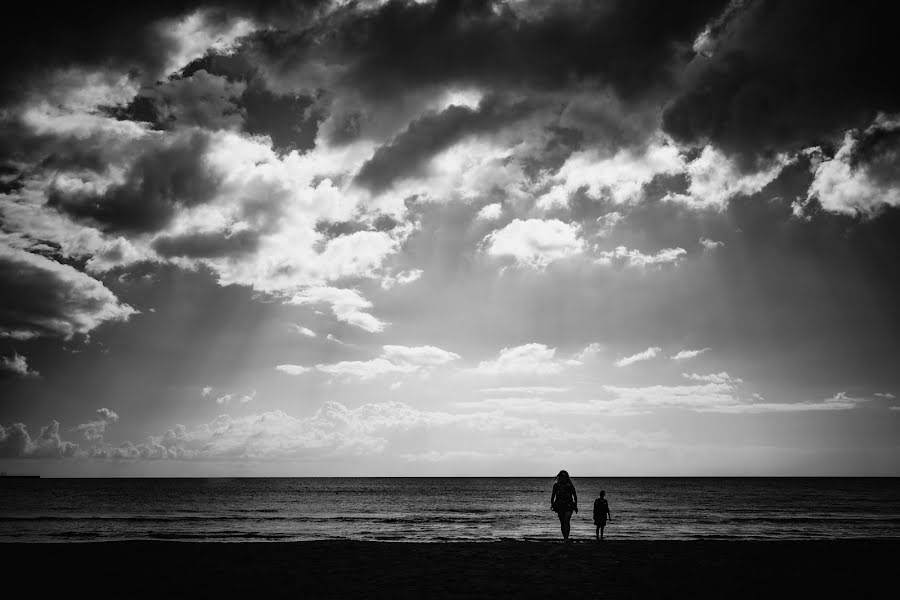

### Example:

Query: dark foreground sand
xmin=8 ymin=540 xmax=897 ymax=598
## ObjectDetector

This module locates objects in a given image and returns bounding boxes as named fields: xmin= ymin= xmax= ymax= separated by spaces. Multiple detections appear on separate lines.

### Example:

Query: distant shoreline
xmin=6 ymin=475 xmax=900 ymax=479
xmin=4 ymin=537 xmax=900 ymax=544
xmin=6 ymin=539 xmax=897 ymax=598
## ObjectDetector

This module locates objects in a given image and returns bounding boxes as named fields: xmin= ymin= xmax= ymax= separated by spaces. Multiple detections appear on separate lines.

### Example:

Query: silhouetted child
xmin=593 ymin=491 xmax=611 ymax=540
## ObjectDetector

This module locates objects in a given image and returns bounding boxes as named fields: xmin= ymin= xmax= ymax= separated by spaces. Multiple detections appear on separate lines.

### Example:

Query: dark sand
xmin=8 ymin=540 xmax=897 ymax=598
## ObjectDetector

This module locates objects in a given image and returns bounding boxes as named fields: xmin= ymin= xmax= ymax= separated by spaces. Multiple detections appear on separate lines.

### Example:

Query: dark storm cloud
xmin=315 ymin=214 xmax=402 ymax=244
xmin=145 ymin=70 xmax=248 ymax=131
xmin=0 ymin=2 xmax=200 ymax=104
xmin=315 ymin=220 xmax=370 ymax=240
xmin=240 ymin=86 xmax=320 ymax=153
xmin=662 ymin=0 xmax=900 ymax=163
xmin=152 ymin=229 xmax=261 ymax=259
xmin=0 ymin=164 xmax=24 ymax=195
xmin=0 ymin=246 xmax=135 ymax=340
xmin=354 ymin=95 xmax=536 ymax=192
xmin=250 ymin=0 xmax=727 ymax=102
xmin=0 ymin=120 xmax=112 ymax=176
xmin=176 ymin=25 xmax=323 ymax=153
xmin=47 ymin=131 xmax=220 ymax=235
xmin=108 ymin=60 xmax=319 ymax=151
xmin=0 ymin=0 xmax=334 ymax=105
xmin=106 ymin=71 xmax=248 ymax=131
xmin=104 ymin=96 xmax=165 ymax=130
xmin=180 ymin=51 xmax=258 ymax=82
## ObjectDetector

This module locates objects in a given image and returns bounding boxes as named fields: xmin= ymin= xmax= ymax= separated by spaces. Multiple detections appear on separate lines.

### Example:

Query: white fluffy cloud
xmin=603 ymin=382 xmax=740 ymax=412
xmin=381 ymin=345 xmax=461 ymax=366
xmin=0 ymin=421 xmax=78 ymax=458
xmin=158 ymin=10 xmax=257 ymax=76
xmin=699 ymin=237 xmax=724 ymax=251
xmin=483 ymin=218 xmax=584 ymax=268
xmin=214 ymin=390 xmax=256 ymax=405
xmin=315 ymin=230 xmax=404 ymax=282
xmin=615 ymin=346 xmax=661 ymax=367
xmin=281 ymin=344 xmax=460 ymax=381
xmin=91 ymin=400 xmax=568 ymax=460
xmin=706 ymin=392 xmax=866 ymax=414
xmin=109 ymin=403 xmax=419 ymax=459
xmin=600 ymin=384 xmax=868 ymax=415
xmin=595 ymin=246 xmax=686 ymax=268
xmin=544 ymin=140 xmax=791 ymax=213
xmin=666 ymin=146 xmax=793 ymax=210
xmin=683 ymin=372 xmax=743 ymax=385
xmin=457 ymin=396 xmax=630 ymax=416
xmin=807 ymin=116 xmax=900 ymax=214
xmin=472 ymin=343 xmax=579 ymax=375
xmin=534 ymin=184 xmax=570 ymax=211
xmin=573 ymin=342 xmax=603 ymax=362
xmin=380 ymin=269 xmax=423 ymax=290
xmin=595 ymin=211 xmax=624 ymax=237
xmin=550 ymin=143 xmax=684 ymax=205
xmin=276 ymin=365 xmax=311 ymax=376
xmin=316 ymin=358 xmax=420 ymax=381
xmin=289 ymin=287 xmax=386 ymax=333
xmin=74 ymin=408 xmax=119 ymax=444
xmin=37 ymin=398 xmax=661 ymax=464
xmin=5 ymin=73 xmax=421 ymax=336
xmin=671 ymin=348 xmax=710 ymax=360
xmin=476 ymin=202 xmax=503 ymax=221
xmin=290 ymin=324 xmax=317 ymax=337
xmin=0 ymin=353 xmax=39 ymax=379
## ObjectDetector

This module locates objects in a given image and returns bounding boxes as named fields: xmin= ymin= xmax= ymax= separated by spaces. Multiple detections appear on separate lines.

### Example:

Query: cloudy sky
xmin=2 ymin=0 xmax=899 ymax=476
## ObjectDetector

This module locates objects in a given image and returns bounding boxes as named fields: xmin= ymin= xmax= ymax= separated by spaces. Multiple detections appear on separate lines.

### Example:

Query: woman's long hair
xmin=555 ymin=470 xmax=571 ymax=485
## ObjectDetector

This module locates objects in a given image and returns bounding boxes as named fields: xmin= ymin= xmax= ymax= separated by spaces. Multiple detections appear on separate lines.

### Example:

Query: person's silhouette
xmin=550 ymin=470 xmax=578 ymax=542
xmin=593 ymin=490 xmax=612 ymax=540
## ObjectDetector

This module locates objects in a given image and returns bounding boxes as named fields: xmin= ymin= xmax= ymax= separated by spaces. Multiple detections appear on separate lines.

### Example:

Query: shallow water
xmin=2 ymin=477 xmax=899 ymax=542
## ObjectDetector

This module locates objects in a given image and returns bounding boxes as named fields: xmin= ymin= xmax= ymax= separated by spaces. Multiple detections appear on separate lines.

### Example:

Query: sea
xmin=2 ymin=477 xmax=899 ymax=543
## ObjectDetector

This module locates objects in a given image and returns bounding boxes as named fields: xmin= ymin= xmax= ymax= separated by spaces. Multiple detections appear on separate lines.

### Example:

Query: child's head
xmin=599 ymin=490 xmax=606 ymax=498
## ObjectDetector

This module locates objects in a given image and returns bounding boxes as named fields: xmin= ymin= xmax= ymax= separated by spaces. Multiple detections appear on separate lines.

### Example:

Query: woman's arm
xmin=550 ymin=483 xmax=557 ymax=508
xmin=573 ymin=487 xmax=578 ymax=513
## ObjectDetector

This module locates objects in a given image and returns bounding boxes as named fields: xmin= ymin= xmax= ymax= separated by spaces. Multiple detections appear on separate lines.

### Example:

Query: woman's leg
xmin=595 ymin=525 xmax=600 ymax=540
xmin=600 ymin=524 xmax=605 ymax=540
xmin=560 ymin=510 xmax=573 ymax=540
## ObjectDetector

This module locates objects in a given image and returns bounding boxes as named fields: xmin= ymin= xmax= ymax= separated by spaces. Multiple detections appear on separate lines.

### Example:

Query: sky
xmin=1 ymin=0 xmax=899 ymax=477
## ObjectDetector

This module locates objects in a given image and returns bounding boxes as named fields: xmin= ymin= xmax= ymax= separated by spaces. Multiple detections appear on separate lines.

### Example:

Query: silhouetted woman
xmin=550 ymin=469 xmax=578 ymax=541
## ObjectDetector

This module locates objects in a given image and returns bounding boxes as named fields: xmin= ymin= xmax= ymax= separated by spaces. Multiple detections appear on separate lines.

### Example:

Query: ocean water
xmin=1 ymin=477 xmax=899 ymax=543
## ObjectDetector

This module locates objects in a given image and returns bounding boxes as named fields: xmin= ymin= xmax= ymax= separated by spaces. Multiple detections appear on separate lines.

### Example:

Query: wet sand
xmin=7 ymin=539 xmax=896 ymax=598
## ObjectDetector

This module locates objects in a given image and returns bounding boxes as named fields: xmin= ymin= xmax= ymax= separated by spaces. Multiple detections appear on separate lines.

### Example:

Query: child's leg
xmin=595 ymin=525 xmax=599 ymax=540
xmin=600 ymin=525 xmax=605 ymax=539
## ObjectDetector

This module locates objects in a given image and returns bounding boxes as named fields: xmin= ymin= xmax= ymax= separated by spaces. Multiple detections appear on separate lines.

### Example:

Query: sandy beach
xmin=7 ymin=539 xmax=896 ymax=598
